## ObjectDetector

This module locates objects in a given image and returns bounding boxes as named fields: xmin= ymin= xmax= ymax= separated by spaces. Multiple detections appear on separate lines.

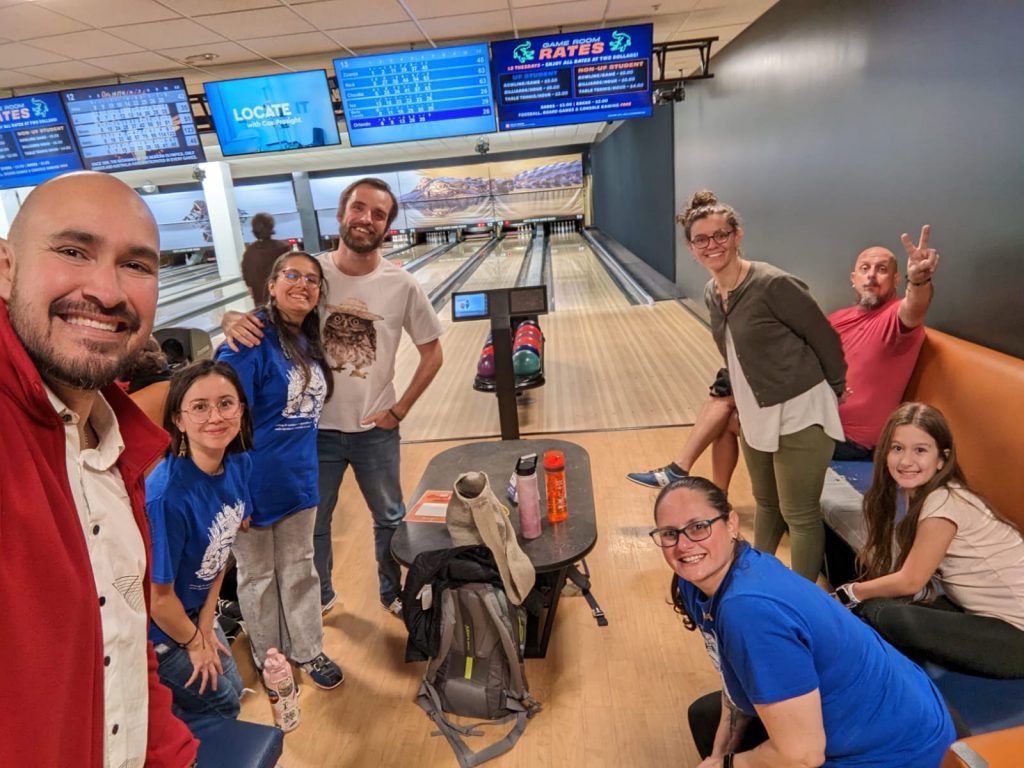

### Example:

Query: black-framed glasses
xmin=181 ymin=397 xmax=244 ymax=424
xmin=280 ymin=270 xmax=320 ymax=287
xmin=690 ymin=230 xmax=734 ymax=249
xmin=649 ymin=513 xmax=730 ymax=547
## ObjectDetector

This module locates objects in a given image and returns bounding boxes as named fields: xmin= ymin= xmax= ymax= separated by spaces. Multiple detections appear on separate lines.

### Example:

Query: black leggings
xmin=855 ymin=596 xmax=1024 ymax=679
xmin=687 ymin=691 xmax=768 ymax=759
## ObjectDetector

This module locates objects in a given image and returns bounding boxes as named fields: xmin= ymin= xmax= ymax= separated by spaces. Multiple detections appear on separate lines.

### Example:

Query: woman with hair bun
xmin=652 ymin=475 xmax=955 ymax=767
xmin=679 ymin=190 xmax=846 ymax=581
xmin=836 ymin=402 xmax=1024 ymax=678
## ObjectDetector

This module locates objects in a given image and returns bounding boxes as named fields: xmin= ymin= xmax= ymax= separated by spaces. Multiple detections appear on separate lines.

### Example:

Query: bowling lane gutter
xmin=404 ymin=242 xmax=459 ymax=273
xmin=428 ymin=236 xmax=503 ymax=312
xmin=158 ymin=276 xmax=244 ymax=307
xmin=579 ymin=228 xmax=654 ymax=305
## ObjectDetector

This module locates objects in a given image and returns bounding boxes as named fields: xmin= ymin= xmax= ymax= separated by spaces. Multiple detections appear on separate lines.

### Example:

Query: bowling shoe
xmin=626 ymin=464 xmax=688 ymax=488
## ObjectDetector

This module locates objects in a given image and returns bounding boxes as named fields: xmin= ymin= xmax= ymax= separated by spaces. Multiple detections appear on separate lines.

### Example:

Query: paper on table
xmin=405 ymin=490 xmax=452 ymax=523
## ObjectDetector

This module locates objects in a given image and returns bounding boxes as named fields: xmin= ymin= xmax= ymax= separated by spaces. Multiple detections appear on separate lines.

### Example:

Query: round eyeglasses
xmin=649 ymin=512 xmax=730 ymax=547
xmin=279 ymin=270 xmax=320 ymax=287
xmin=181 ymin=397 xmax=243 ymax=424
xmin=690 ymin=230 xmax=735 ymax=249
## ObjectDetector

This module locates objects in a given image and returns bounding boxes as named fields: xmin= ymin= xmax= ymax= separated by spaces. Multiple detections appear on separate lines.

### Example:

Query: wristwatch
xmin=834 ymin=583 xmax=861 ymax=607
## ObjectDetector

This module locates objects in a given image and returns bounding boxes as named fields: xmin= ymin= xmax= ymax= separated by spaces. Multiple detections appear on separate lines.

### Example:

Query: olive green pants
xmin=740 ymin=424 xmax=834 ymax=581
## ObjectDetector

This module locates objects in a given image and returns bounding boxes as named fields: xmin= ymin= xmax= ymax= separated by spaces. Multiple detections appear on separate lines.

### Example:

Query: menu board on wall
xmin=0 ymin=91 xmax=84 ymax=190
xmin=61 ymin=77 xmax=205 ymax=172
xmin=334 ymin=43 xmax=496 ymax=147
xmin=490 ymin=24 xmax=653 ymax=131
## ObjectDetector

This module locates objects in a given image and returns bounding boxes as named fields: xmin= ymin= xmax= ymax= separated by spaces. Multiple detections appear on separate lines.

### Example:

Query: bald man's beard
xmin=8 ymin=287 xmax=144 ymax=391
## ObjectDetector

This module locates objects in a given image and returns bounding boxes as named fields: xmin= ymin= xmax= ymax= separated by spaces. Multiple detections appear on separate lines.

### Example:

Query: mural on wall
xmin=234 ymin=181 xmax=302 ymax=241
xmin=309 ymin=153 xmax=584 ymax=232
xmin=141 ymin=190 xmax=221 ymax=252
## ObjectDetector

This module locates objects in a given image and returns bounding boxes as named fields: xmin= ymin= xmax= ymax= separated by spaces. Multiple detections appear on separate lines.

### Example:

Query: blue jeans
xmin=154 ymin=622 xmax=243 ymax=724
xmin=316 ymin=427 xmax=405 ymax=606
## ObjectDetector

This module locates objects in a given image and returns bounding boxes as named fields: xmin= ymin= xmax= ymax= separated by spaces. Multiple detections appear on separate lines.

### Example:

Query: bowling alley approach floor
xmin=394 ymin=299 xmax=719 ymax=442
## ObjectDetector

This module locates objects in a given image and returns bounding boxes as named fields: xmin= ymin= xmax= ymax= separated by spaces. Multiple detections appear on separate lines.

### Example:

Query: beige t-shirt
xmin=920 ymin=486 xmax=1024 ymax=631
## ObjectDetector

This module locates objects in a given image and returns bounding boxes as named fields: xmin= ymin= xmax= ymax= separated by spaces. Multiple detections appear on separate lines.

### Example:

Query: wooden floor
xmin=232 ymin=241 xmax=754 ymax=766
xmin=235 ymin=427 xmax=769 ymax=768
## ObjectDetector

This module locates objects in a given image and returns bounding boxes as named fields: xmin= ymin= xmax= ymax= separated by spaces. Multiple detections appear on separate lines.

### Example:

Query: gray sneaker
xmin=381 ymin=597 xmax=404 ymax=620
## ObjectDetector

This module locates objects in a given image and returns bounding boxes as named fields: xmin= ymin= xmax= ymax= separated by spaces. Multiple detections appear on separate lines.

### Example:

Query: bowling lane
xmin=154 ymin=280 xmax=251 ymax=329
xmin=548 ymin=232 xmax=632 ymax=312
xmin=444 ymin=239 xmax=530 ymax=297
xmin=387 ymin=242 xmax=434 ymax=266
xmin=412 ymin=240 xmax=483 ymax=295
xmin=159 ymin=269 xmax=230 ymax=302
xmin=156 ymin=294 xmax=255 ymax=337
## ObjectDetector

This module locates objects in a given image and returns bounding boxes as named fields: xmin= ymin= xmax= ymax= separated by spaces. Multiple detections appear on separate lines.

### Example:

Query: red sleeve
xmin=144 ymin=640 xmax=199 ymax=767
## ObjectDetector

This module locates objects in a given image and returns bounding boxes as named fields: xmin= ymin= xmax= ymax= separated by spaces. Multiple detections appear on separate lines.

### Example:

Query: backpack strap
xmin=565 ymin=559 xmax=609 ymax=627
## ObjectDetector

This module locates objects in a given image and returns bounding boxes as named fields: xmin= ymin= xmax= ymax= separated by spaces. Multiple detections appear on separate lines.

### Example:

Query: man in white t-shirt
xmin=224 ymin=179 xmax=443 ymax=617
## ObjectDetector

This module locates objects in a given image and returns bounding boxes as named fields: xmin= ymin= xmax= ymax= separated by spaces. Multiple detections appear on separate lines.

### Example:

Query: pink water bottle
xmin=262 ymin=647 xmax=300 ymax=732
xmin=516 ymin=454 xmax=542 ymax=539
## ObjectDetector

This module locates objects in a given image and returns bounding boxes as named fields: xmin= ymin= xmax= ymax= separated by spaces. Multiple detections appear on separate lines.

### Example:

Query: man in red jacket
xmin=0 ymin=172 xmax=197 ymax=767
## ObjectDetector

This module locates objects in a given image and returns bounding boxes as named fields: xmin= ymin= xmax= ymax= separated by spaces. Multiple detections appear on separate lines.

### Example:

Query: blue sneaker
xmin=626 ymin=465 xmax=688 ymax=488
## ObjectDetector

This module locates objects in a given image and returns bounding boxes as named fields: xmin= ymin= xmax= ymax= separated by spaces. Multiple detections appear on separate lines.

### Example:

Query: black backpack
xmin=405 ymin=547 xmax=541 ymax=767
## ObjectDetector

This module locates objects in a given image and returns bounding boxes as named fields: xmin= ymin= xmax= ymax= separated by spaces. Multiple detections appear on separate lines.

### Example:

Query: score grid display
xmin=334 ymin=43 xmax=496 ymax=147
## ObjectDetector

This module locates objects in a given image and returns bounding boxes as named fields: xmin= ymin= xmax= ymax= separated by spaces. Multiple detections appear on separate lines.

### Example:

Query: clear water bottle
xmin=544 ymin=449 xmax=568 ymax=523
xmin=516 ymin=453 xmax=542 ymax=539
xmin=263 ymin=647 xmax=300 ymax=732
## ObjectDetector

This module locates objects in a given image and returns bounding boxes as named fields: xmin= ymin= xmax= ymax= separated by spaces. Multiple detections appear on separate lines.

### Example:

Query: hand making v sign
xmin=901 ymin=224 xmax=940 ymax=287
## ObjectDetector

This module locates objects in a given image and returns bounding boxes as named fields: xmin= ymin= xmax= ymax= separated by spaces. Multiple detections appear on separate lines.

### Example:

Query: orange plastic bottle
xmin=543 ymin=450 xmax=568 ymax=523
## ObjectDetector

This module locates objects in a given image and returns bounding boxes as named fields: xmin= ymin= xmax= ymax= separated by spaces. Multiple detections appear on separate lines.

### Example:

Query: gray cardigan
xmin=705 ymin=260 xmax=846 ymax=408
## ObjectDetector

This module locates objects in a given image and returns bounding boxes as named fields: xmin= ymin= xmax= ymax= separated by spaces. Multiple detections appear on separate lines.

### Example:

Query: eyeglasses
xmin=690 ymin=230 xmax=735 ymax=249
xmin=649 ymin=513 xmax=730 ymax=547
xmin=181 ymin=397 xmax=244 ymax=423
xmin=279 ymin=270 xmax=320 ymax=287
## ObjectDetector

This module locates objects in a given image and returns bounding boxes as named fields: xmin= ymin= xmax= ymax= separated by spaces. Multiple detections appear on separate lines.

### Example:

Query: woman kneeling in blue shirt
xmin=148 ymin=360 xmax=254 ymax=721
xmin=652 ymin=476 xmax=956 ymax=767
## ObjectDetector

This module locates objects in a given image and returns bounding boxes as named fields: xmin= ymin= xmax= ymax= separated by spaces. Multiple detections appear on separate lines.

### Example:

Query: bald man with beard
xmin=0 ymin=172 xmax=197 ymax=767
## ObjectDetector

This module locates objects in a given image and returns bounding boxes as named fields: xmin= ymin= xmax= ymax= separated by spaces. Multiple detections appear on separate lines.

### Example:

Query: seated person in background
xmin=835 ymin=402 xmax=1024 ymax=679
xmin=120 ymin=335 xmax=172 ymax=425
xmin=628 ymin=225 xmax=941 ymax=490
xmin=653 ymin=476 xmax=956 ymax=767
xmin=147 ymin=360 xmax=254 ymax=721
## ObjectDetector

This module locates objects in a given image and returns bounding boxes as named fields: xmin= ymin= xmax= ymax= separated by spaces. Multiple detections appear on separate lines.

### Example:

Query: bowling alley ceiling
xmin=0 ymin=0 xmax=777 ymax=185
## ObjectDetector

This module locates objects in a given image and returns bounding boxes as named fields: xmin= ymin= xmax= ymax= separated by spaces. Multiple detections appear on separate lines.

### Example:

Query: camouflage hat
xmin=325 ymin=297 xmax=384 ymax=321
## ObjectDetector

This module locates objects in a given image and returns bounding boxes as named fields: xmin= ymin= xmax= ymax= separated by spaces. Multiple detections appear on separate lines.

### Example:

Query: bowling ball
xmin=480 ymin=344 xmax=494 ymax=357
xmin=477 ymin=353 xmax=496 ymax=379
xmin=514 ymin=327 xmax=542 ymax=344
xmin=512 ymin=349 xmax=541 ymax=376
xmin=517 ymin=320 xmax=540 ymax=333
xmin=514 ymin=342 xmax=540 ymax=358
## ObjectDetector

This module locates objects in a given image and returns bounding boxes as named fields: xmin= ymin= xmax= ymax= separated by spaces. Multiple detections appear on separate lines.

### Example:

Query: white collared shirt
xmin=46 ymin=386 xmax=150 ymax=768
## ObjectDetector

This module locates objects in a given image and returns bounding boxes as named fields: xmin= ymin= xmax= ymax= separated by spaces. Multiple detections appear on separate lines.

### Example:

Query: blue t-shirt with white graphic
xmin=680 ymin=544 xmax=955 ymax=767
xmin=146 ymin=451 xmax=252 ymax=646
xmin=216 ymin=314 xmax=326 ymax=526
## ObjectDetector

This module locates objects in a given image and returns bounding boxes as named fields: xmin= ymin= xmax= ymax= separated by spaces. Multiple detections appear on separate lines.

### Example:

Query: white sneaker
xmin=381 ymin=597 xmax=404 ymax=620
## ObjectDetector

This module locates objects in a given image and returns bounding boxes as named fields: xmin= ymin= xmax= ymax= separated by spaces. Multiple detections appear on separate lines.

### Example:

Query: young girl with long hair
xmin=147 ymin=359 xmax=254 ymax=721
xmin=217 ymin=251 xmax=344 ymax=689
xmin=836 ymin=402 xmax=1024 ymax=678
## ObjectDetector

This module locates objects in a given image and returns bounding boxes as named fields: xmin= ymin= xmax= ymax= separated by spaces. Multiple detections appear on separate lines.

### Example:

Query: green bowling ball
xmin=512 ymin=349 xmax=541 ymax=376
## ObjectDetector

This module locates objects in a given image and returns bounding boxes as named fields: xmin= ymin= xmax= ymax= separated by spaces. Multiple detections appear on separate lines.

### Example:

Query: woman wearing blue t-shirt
xmin=148 ymin=360 xmax=254 ymax=722
xmin=218 ymin=251 xmax=343 ymax=690
xmin=651 ymin=476 xmax=956 ymax=767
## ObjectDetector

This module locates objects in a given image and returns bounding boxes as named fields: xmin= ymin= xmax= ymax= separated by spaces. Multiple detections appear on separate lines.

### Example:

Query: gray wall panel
xmin=592 ymin=103 xmax=676 ymax=280
xmin=672 ymin=0 xmax=1024 ymax=357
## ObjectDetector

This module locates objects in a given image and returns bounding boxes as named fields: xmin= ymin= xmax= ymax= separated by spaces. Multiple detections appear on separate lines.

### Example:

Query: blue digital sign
xmin=204 ymin=70 xmax=341 ymax=157
xmin=61 ymin=77 xmax=205 ymax=172
xmin=334 ymin=43 xmax=496 ymax=147
xmin=0 ymin=91 xmax=84 ymax=190
xmin=490 ymin=24 xmax=653 ymax=131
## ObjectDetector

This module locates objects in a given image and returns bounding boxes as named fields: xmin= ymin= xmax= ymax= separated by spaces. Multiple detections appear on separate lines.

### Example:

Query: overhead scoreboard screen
xmin=204 ymin=70 xmax=341 ymax=157
xmin=61 ymin=77 xmax=205 ymax=173
xmin=490 ymin=24 xmax=653 ymax=131
xmin=334 ymin=43 xmax=496 ymax=147
xmin=0 ymin=91 xmax=84 ymax=190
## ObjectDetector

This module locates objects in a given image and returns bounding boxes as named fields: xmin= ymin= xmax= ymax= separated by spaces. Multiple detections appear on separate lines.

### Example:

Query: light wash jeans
xmin=233 ymin=506 xmax=324 ymax=666
xmin=315 ymin=426 xmax=404 ymax=607
xmin=154 ymin=622 xmax=242 ymax=724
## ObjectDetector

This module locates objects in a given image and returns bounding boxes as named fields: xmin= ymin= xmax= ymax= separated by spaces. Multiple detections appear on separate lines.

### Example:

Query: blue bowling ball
xmin=512 ymin=349 xmax=541 ymax=376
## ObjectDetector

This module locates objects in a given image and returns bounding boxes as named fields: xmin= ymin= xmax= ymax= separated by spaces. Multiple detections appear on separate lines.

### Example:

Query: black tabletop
xmin=391 ymin=438 xmax=597 ymax=573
